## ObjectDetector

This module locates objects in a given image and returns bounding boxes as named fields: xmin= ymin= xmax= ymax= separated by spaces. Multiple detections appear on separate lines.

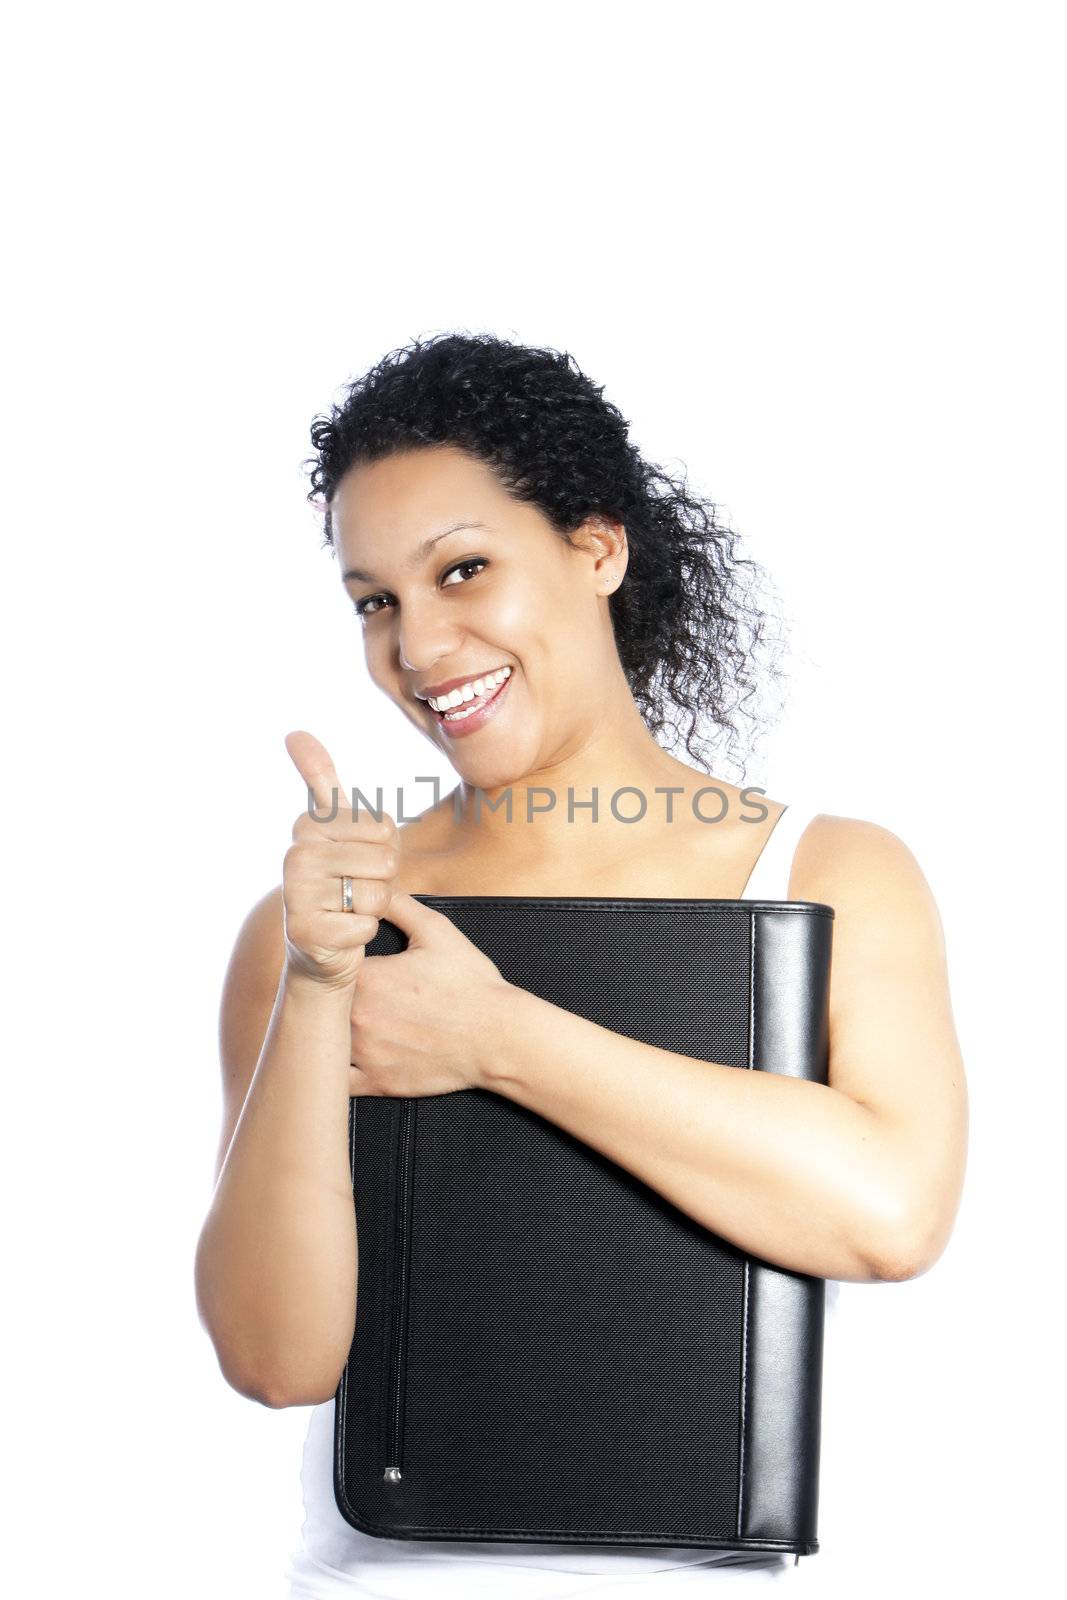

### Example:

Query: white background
xmin=4 ymin=3 xmax=1063 ymax=1596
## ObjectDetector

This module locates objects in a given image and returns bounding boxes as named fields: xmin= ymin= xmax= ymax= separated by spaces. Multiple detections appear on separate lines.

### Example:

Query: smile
xmin=427 ymin=665 xmax=512 ymax=714
xmin=427 ymin=666 xmax=513 ymax=736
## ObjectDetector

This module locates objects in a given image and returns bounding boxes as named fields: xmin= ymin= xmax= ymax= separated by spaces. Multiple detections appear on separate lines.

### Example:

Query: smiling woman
xmin=310 ymin=332 xmax=788 ymax=790
xmin=193 ymin=332 xmax=968 ymax=1599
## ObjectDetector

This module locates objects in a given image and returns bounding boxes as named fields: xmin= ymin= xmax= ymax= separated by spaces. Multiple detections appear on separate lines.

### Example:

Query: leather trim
xmin=739 ymin=907 xmax=833 ymax=1552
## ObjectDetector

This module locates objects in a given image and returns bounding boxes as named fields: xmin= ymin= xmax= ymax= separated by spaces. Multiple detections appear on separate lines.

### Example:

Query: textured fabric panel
xmin=401 ymin=1086 xmax=746 ymax=1535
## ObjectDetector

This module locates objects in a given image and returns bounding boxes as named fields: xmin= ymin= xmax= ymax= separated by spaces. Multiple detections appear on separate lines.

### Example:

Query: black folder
xmin=334 ymin=895 xmax=834 ymax=1558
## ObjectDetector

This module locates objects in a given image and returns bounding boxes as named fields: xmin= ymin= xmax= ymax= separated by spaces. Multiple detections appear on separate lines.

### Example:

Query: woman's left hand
xmin=348 ymin=891 xmax=510 ymax=1097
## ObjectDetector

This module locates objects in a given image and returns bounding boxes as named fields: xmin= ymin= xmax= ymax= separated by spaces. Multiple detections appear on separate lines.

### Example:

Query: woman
xmin=195 ymin=333 xmax=968 ymax=1598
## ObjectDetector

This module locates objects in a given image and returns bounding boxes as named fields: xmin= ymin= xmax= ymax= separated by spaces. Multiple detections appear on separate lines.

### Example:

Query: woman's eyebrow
xmin=342 ymin=521 xmax=492 ymax=584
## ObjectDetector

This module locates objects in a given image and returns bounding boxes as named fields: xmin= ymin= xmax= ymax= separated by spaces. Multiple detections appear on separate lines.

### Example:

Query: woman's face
xmin=332 ymin=444 xmax=628 ymax=787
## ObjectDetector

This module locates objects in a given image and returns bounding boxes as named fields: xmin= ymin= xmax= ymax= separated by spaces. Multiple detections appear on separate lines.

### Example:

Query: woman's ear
xmin=571 ymin=515 xmax=628 ymax=594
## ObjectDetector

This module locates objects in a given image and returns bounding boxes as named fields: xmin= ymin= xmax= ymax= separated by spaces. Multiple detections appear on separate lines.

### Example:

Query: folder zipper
xmin=383 ymin=1098 xmax=415 ymax=1483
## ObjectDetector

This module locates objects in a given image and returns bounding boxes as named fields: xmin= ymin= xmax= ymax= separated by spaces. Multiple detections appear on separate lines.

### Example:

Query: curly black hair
xmin=305 ymin=331 xmax=790 ymax=780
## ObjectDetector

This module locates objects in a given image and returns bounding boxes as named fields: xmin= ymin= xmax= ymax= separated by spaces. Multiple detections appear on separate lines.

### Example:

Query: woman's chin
xmin=450 ymin=753 xmax=532 ymax=791
xmin=407 ymin=696 xmax=543 ymax=790
xmin=447 ymin=734 xmax=542 ymax=791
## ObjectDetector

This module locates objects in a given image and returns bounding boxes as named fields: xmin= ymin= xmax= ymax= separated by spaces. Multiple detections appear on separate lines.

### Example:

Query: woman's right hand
xmin=281 ymin=730 xmax=400 ymax=991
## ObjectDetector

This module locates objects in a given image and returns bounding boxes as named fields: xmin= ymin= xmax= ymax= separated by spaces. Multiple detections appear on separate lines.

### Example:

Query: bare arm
xmin=473 ymin=816 xmax=969 ymax=1285
xmin=194 ymin=887 xmax=358 ymax=1408
xmin=194 ymin=731 xmax=400 ymax=1410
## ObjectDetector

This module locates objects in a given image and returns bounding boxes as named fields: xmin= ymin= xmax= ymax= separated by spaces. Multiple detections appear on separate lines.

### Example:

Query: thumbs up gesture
xmin=283 ymin=729 xmax=513 ymax=1094
xmin=282 ymin=730 xmax=400 ymax=991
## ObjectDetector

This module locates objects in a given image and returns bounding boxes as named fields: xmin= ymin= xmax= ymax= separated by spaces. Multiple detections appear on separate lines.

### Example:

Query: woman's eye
xmin=441 ymin=558 xmax=488 ymax=587
xmin=352 ymin=559 xmax=487 ymax=620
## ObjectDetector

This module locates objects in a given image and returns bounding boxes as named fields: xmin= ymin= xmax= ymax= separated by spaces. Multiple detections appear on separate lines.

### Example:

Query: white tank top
xmin=285 ymin=804 xmax=839 ymax=1597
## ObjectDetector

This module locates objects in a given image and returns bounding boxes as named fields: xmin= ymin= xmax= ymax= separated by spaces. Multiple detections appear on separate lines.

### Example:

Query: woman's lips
xmin=429 ymin=671 xmax=512 ymax=738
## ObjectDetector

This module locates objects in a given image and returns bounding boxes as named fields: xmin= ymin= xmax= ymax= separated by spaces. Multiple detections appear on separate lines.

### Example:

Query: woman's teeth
xmin=430 ymin=665 xmax=512 ymax=719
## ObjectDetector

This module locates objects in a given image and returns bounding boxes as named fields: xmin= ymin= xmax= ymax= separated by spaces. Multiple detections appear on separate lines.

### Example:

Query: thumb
xmin=381 ymin=889 xmax=453 ymax=945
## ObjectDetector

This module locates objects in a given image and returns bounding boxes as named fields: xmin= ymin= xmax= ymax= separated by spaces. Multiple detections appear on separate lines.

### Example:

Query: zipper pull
xmin=383 ymin=1466 xmax=402 ymax=1482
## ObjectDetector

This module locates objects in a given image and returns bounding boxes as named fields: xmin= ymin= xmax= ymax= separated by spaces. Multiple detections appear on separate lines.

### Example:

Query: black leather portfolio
xmin=334 ymin=895 xmax=835 ymax=1557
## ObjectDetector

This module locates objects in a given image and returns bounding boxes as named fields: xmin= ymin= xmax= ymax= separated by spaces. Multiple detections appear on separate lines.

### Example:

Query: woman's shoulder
xmin=790 ymin=808 xmax=937 ymax=915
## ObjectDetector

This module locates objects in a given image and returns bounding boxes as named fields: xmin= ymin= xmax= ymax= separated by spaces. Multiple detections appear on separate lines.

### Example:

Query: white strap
xmin=740 ymin=803 xmax=818 ymax=900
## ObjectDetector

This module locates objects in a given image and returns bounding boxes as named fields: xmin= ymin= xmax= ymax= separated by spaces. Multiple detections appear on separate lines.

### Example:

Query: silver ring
xmin=341 ymin=876 xmax=354 ymax=912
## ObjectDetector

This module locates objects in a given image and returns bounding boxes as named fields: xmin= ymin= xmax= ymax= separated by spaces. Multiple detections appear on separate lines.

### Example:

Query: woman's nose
xmin=398 ymin=626 xmax=458 ymax=675
xmin=395 ymin=590 xmax=466 ymax=673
